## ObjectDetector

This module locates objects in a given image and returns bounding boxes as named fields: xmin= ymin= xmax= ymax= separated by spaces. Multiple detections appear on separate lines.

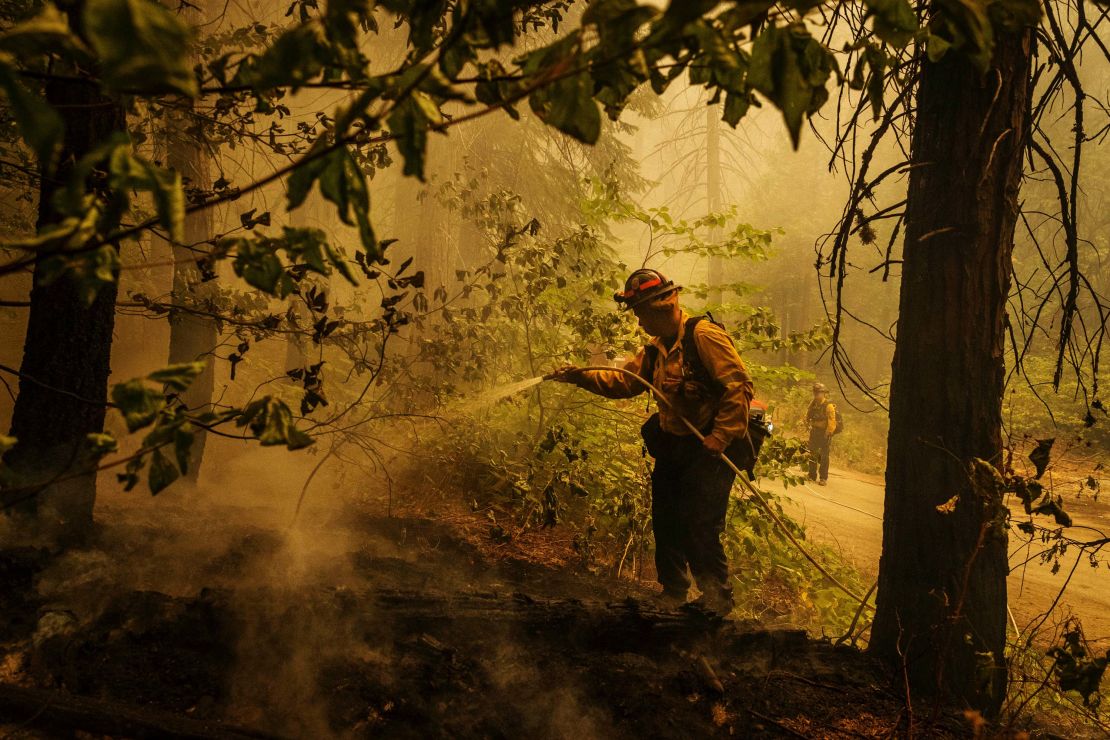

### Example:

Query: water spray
xmin=542 ymin=366 xmax=874 ymax=611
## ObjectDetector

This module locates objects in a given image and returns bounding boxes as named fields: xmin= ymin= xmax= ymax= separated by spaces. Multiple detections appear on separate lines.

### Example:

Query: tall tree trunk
xmin=705 ymin=103 xmax=724 ymax=307
xmin=165 ymin=104 xmax=217 ymax=484
xmin=4 ymin=54 xmax=127 ymax=542
xmin=870 ymin=29 xmax=1033 ymax=715
xmin=165 ymin=0 xmax=216 ymax=484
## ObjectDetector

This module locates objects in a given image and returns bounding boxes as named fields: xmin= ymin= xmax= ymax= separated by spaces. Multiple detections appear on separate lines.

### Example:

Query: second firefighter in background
xmin=806 ymin=382 xmax=837 ymax=485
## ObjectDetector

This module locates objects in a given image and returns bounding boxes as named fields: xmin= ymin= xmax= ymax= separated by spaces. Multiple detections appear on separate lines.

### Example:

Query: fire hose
xmin=545 ymin=366 xmax=875 ymax=612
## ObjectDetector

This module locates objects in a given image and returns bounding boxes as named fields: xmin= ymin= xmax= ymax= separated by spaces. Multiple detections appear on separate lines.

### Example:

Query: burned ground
xmin=0 ymin=501 xmax=963 ymax=739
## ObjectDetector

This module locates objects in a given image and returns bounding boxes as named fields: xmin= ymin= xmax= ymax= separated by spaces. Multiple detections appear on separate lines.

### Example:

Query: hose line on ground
xmin=551 ymin=366 xmax=876 ymax=612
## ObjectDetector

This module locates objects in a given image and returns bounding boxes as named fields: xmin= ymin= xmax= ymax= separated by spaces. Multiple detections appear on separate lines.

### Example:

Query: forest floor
xmin=0 ymin=487 xmax=975 ymax=739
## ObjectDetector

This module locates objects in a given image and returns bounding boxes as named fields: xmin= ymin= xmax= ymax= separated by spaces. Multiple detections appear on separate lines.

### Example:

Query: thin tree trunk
xmin=706 ymin=103 xmax=724 ymax=307
xmin=4 ymin=41 xmax=127 ymax=542
xmin=870 ymin=29 xmax=1033 ymax=715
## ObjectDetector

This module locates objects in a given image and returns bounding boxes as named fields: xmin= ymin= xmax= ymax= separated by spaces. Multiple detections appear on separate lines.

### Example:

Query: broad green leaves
xmin=238 ymin=397 xmax=314 ymax=449
xmin=0 ymin=3 xmax=80 ymax=168
xmin=148 ymin=362 xmax=207 ymax=392
xmin=111 ymin=362 xmax=206 ymax=432
xmin=110 ymin=361 xmax=313 ymax=494
xmin=224 ymin=226 xmax=357 ymax=297
xmin=927 ymin=0 xmax=1042 ymax=71
xmin=0 ymin=3 xmax=88 ymax=59
xmin=106 ymin=144 xmax=185 ymax=244
xmin=288 ymin=143 xmax=380 ymax=254
xmin=863 ymin=0 xmax=918 ymax=46
xmin=748 ymin=24 xmax=838 ymax=147
xmin=849 ymin=43 xmax=891 ymax=120
xmin=1047 ymin=625 xmax=1109 ymax=707
xmin=83 ymin=0 xmax=198 ymax=96
xmin=12 ymin=135 xmax=186 ymax=304
xmin=387 ymin=92 xmax=444 ymax=178
xmin=112 ymin=379 xmax=169 ymax=433
xmin=518 ymin=35 xmax=604 ymax=144
xmin=529 ymin=68 xmax=602 ymax=145
xmin=245 ymin=22 xmax=327 ymax=90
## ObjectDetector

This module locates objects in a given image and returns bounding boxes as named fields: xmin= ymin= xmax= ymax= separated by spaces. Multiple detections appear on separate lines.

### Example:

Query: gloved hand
xmin=546 ymin=365 xmax=583 ymax=384
xmin=702 ymin=435 xmax=728 ymax=456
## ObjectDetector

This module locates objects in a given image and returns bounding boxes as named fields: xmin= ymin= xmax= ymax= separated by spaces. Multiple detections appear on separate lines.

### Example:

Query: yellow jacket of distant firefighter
xmin=572 ymin=311 xmax=753 ymax=448
xmin=806 ymin=399 xmax=838 ymax=437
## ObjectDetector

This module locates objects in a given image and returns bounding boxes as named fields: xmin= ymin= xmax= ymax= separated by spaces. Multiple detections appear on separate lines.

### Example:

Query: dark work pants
xmin=650 ymin=435 xmax=736 ymax=599
xmin=807 ymin=428 xmax=831 ymax=481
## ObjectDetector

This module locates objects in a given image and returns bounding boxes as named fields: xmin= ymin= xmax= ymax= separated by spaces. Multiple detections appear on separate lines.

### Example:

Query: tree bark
xmin=870 ymin=29 xmax=1033 ymax=715
xmin=166 ymin=105 xmax=218 ymax=484
xmin=4 ymin=57 xmax=127 ymax=542
xmin=164 ymin=0 xmax=217 ymax=484
xmin=705 ymin=103 xmax=724 ymax=307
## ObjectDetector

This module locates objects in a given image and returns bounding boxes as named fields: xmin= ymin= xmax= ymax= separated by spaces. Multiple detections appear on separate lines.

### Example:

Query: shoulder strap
xmin=681 ymin=316 xmax=724 ymax=393
xmin=640 ymin=344 xmax=659 ymax=384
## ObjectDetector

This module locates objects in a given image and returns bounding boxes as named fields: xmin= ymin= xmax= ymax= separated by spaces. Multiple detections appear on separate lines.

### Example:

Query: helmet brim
xmin=618 ymin=284 xmax=681 ymax=311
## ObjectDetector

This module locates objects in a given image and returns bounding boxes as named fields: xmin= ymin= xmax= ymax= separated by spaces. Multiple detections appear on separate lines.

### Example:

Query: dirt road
xmin=776 ymin=468 xmax=1110 ymax=645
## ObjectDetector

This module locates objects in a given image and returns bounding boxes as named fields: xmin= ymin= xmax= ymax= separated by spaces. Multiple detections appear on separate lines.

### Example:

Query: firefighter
xmin=805 ymin=382 xmax=837 ymax=485
xmin=549 ymin=269 xmax=753 ymax=614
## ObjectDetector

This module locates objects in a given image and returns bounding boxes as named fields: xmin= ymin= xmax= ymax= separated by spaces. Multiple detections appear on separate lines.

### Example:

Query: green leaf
xmin=529 ymin=68 xmax=602 ymax=145
xmin=287 ymin=141 xmax=333 ymax=210
xmin=1013 ymin=477 xmax=1043 ymax=514
xmin=0 ymin=57 xmax=64 ymax=169
xmin=863 ymin=0 xmax=918 ymax=47
xmin=39 ymin=243 xmax=120 ymax=306
xmin=0 ymin=3 xmax=90 ymax=59
xmin=928 ymin=0 xmax=994 ymax=72
xmin=387 ymin=96 xmax=434 ymax=180
xmin=148 ymin=448 xmax=179 ymax=495
xmin=283 ymin=227 xmax=358 ymax=285
xmin=748 ymin=24 xmax=837 ymax=148
xmin=85 ymin=432 xmax=118 ymax=459
xmin=111 ymin=379 xmax=166 ymax=432
xmin=1031 ymin=496 xmax=1073 ymax=528
xmin=849 ymin=45 xmax=889 ymax=121
xmin=107 ymin=147 xmax=185 ymax=243
xmin=231 ymin=236 xmax=289 ymax=296
xmin=1029 ymin=437 xmax=1054 ymax=479
xmin=687 ymin=20 xmax=749 ymax=94
xmin=926 ymin=31 xmax=952 ymax=62
xmin=238 ymin=397 xmax=314 ymax=450
xmin=722 ymin=89 xmax=753 ymax=126
xmin=83 ymin=0 xmax=198 ymax=96
xmin=288 ymin=144 xmax=378 ymax=259
xmin=147 ymin=361 xmax=206 ymax=392
xmin=118 ymin=455 xmax=144 ymax=491
xmin=248 ymin=23 xmax=326 ymax=90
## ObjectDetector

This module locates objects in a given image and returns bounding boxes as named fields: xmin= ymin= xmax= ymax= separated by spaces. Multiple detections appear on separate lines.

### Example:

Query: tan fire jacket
xmin=807 ymin=399 xmax=837 ymax=436
xmin=573 ymin=312 xmax=753 ymax=448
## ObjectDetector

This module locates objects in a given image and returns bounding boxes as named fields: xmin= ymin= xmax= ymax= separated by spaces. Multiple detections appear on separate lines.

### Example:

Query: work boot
xmin=689 ymin=589 xmax=734 ymax=618
xmin=655 ymin=588 xmax=687 ymax=609
xmin=818 ymin=479 xmax=827 ymax=486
